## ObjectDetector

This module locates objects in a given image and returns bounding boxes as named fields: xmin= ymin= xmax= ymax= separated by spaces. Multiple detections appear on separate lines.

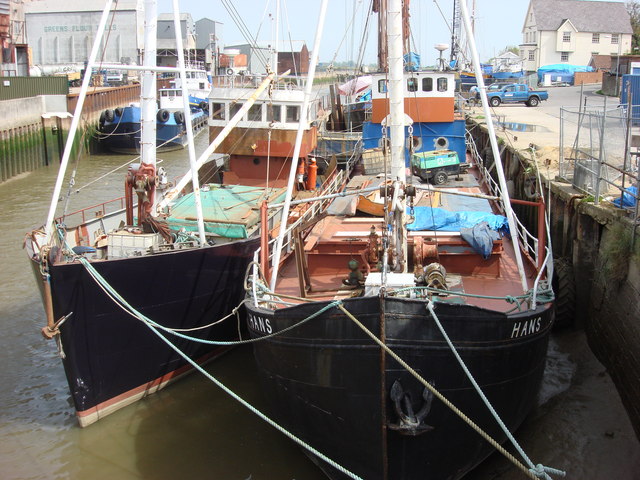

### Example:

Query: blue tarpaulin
xmin=460 ymin=222 xmax=500 ymax=259
xmin=613 ymin=186 xmax=638 ymax=208
xmin=404 ymin=52 xmax=421 ymax=71
xmin=406 ymin=206 xmax=508 ymax=232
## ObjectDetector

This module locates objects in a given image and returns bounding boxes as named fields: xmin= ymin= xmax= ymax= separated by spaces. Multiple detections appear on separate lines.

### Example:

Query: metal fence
xmin=559 ymin=103 xmax=639 ymax=212
xmin=0 ymin=76 xmax=69 ymax=100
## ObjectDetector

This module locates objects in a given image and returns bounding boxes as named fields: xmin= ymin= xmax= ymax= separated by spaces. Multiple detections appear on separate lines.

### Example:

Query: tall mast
xmin=44 ymin=0 xmax=115 ymax=241
xmin=459 ymin=1 xmax=529 ymax=293
xmin=141 ymin=0 xmax=157 ymax=172
xmin=388 ymin=0 xmax=405 ymax=182
xmin=373 ymin=0 xmax=387 ymax=71
xmin=374 ymin=0 xmax=410 ymax=71
xmin=272 ymin=0 xmax=280 ymax=74
xmin=269 ymin=0 xmax=328 ymax=292
xmin=450 ymin=0 xmax=461 ymax=65
xmin=402 ymin=0 xmax=411 ymax=56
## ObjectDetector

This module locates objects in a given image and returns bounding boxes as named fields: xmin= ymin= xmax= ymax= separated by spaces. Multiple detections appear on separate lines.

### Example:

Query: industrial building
xmin=24 ymin=0 xmax=143 ymax=74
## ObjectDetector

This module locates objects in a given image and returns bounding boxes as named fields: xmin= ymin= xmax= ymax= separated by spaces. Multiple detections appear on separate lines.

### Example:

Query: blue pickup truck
xmin=486 ymin=83 xmax=549 ymax=107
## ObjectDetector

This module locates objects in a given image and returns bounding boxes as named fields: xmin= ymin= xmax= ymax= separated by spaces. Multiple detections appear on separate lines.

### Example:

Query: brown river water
xmin=1 ymin=132 xmax=638 ymax=479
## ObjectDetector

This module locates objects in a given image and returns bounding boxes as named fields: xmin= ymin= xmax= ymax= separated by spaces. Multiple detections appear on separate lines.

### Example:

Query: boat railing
xmin=57 ymin=196 xmax=128 ymax=228
xmin=212 ymin=74 xmax=307 ymax=90
xmin=265 ymin=167 xmax=349 ymax=269
xmin=467 ymin=132 xmax=548 ymax=273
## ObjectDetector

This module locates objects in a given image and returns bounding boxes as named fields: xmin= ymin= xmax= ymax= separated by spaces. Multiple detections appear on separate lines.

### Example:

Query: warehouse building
xmin=24 ymin=0 xmax=143 ymax=73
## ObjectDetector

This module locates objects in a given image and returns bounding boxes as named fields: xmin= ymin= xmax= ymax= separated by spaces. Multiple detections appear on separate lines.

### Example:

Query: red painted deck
xmin=270 ymin=163 xmax=542 ymax=314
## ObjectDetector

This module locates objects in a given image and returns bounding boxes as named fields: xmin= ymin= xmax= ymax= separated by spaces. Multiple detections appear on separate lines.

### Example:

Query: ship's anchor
xmin=388 ymin=379 xmax=435 ymax=436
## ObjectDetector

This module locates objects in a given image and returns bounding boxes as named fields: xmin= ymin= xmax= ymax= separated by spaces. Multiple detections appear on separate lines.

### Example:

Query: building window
xmin=561 ymin=52 xmax=569 ymax=62
xmin=529 ymin=50 xmax=535 ymax=61
xmin=286 ymin=105 xmax=300 ymax=123
xmin=562 ymin=31 xmax=571 ymax=42
xmin=267 ymin=104 xmax=281 ymax=123
xmin=611 ymin=33 xmax=619 ymax=44
xmin=378 ymin=79 xmax=388 ymax=93
xmin=211 ymin=102 xmax=225 ymax=120
xmin=248 ymin=104 xmax=262 ymax=122
xmin=592 ymin=33 xmax=600 ymax=43
xmin=422 ymin=77 xmax=433 ymax=92
xmin=407 ymin=77 xmax=418 ymax=92
xmin=437 ymin=77 xmax=448 ymax=92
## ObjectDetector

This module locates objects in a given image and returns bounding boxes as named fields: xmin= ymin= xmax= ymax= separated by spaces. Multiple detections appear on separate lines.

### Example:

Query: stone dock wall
xmin=468 ymin=118 xmax=640 ymax=440
xmin=0 ymin=85 xmax=140 ymax=183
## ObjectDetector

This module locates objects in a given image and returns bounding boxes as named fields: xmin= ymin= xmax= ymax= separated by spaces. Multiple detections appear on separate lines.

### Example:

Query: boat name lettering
xmin=248 ymin=314 xmax=272 ymax=334
xmin=510 ymin=317 xmax=542 ymax=338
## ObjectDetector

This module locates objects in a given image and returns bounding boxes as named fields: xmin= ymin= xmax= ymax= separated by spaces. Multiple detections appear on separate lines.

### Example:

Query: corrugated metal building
xmin=157 ymin=12 xmax=195 ymax=67
xmin=24 ymin=0 xmax=143 ymax=71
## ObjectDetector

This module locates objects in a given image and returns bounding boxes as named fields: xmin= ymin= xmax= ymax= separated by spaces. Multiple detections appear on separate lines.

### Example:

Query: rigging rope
xmin=53 ymin=220 xmax=561 ymax=480
xmin=336 ymin=302 xmax=565 ymax=480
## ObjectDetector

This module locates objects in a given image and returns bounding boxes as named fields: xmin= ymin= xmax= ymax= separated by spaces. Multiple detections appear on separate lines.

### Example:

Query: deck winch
xmin=414 ymin=262 xmax=448 ymax=291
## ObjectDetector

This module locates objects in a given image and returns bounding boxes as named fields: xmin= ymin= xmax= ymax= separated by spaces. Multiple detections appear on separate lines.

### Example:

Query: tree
xmin=499 ymin=46 xmax=520 ymax=56
xmin=627 ymin=1 xmax=640 ymax=53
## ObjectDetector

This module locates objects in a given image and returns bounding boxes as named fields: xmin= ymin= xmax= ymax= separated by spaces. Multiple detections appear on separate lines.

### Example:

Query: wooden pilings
xmin=0 ymin=122 xmax=49 ymax=183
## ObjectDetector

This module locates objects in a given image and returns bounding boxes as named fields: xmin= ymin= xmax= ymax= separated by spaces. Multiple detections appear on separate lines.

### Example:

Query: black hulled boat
xmin=243 ymin=0 xmax=556 ymax=478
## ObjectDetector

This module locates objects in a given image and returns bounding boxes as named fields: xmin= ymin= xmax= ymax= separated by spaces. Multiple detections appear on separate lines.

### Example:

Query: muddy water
xmin=0 ymin=133 xmax=638 ymax=479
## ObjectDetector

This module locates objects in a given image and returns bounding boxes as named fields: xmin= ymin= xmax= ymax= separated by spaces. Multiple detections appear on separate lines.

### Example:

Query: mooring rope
xmin=50 ymin=231 xmax=363 ymax=479
xmin=52 ymin=226 xmax=562 ymax=479
xmin=423 ymin=301 xmax=564 ymax=480
xmin=336 ymin=302 xmax=565 ymax=480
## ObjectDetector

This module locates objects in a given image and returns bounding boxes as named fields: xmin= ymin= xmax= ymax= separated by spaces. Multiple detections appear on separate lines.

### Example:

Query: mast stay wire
xmin=220 ymin=0 xmax=271 ymax=69
xmin=281 ymin=0 xmax=299 ymax=78
xmin=327 ymin=0 xmax=367 ymax=71
xmin=353 ymin=0 xmax=374 ymax=75
xmin=431 ymin=0 xmax=472 ymax=68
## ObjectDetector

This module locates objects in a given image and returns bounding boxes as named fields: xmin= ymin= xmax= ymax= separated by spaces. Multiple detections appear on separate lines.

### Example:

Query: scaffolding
xmin=559 ymin=97 xmax=640 ymax=241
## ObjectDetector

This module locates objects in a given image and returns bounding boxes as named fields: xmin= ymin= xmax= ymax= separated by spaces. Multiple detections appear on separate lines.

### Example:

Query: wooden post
xmin=0 ymin=130 xmax=7 ymax=182
xmin=41 ymin=118 xmax=50 ymax=167
xmin=55 ymin=116 xmax=64 ymax=164
xmin=260 ymin=201 xmax=271 ymax=284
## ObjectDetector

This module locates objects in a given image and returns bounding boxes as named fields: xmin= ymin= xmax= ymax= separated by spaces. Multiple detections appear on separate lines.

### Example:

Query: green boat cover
xmin=166 ymin=184 xmax=287 ymax=239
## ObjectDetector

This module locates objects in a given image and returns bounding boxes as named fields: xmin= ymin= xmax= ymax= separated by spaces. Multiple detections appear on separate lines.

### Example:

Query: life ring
xmin=104 ymin=109 xmax=114 ymax=122
xmin=173 ymin=111 xmax=184 ymax=124
xmin=157 ymin=109 xmax=170 ymax=123
xmin=226 ymin=68 xmax=234 ymax=76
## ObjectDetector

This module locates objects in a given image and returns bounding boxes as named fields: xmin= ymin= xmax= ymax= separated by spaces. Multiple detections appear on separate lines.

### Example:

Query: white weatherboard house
xmin=520 ymin=0 xmax=633 ymax=72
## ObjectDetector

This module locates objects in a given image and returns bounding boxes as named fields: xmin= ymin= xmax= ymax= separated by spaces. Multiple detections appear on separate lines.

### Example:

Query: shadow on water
xmin=68 ymin=345 xmax=327 ymax=480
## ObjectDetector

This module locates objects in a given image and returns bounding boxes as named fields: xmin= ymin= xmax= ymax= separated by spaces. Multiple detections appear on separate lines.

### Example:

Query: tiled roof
xmin=531 ymin=0 xmax=632 ymax=33
xmin=589 ymin=54 xmax=612 ymax=70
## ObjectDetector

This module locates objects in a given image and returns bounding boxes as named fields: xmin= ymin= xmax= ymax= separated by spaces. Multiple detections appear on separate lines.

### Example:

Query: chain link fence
xmin=559 ymin=104 xmax=639 ymax=214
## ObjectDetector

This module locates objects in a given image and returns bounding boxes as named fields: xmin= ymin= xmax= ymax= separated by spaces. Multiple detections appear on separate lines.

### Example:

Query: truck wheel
xmin=527 ymin=97 xmax=539 ymax=107
xmin=433 ymin=170 xmax=448 ymax=185
xmin=489 ymin=97 xmax=501 ymax=107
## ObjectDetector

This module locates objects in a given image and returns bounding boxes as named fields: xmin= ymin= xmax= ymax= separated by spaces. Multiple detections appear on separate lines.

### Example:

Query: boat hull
xmin=99 ymin=107 xmax=207 ymax=154
xmin=34 ymin=237 xmax=258 ymax=426
xmin=245 ymin=296 xmax=553 ymax=480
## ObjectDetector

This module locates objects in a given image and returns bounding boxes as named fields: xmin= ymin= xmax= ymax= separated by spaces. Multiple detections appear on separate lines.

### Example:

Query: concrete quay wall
xmin=0 ymin=85 xmax=140 ymax=183
xmin=0 ymin=96 xmax=68 ymax=131
xmin=466 ymin=110 xmax=640 ymax=440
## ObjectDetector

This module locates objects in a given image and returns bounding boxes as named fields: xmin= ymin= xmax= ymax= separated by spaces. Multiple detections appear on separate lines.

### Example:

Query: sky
xmin=157 ymin=0 xmax=628 ymax=66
